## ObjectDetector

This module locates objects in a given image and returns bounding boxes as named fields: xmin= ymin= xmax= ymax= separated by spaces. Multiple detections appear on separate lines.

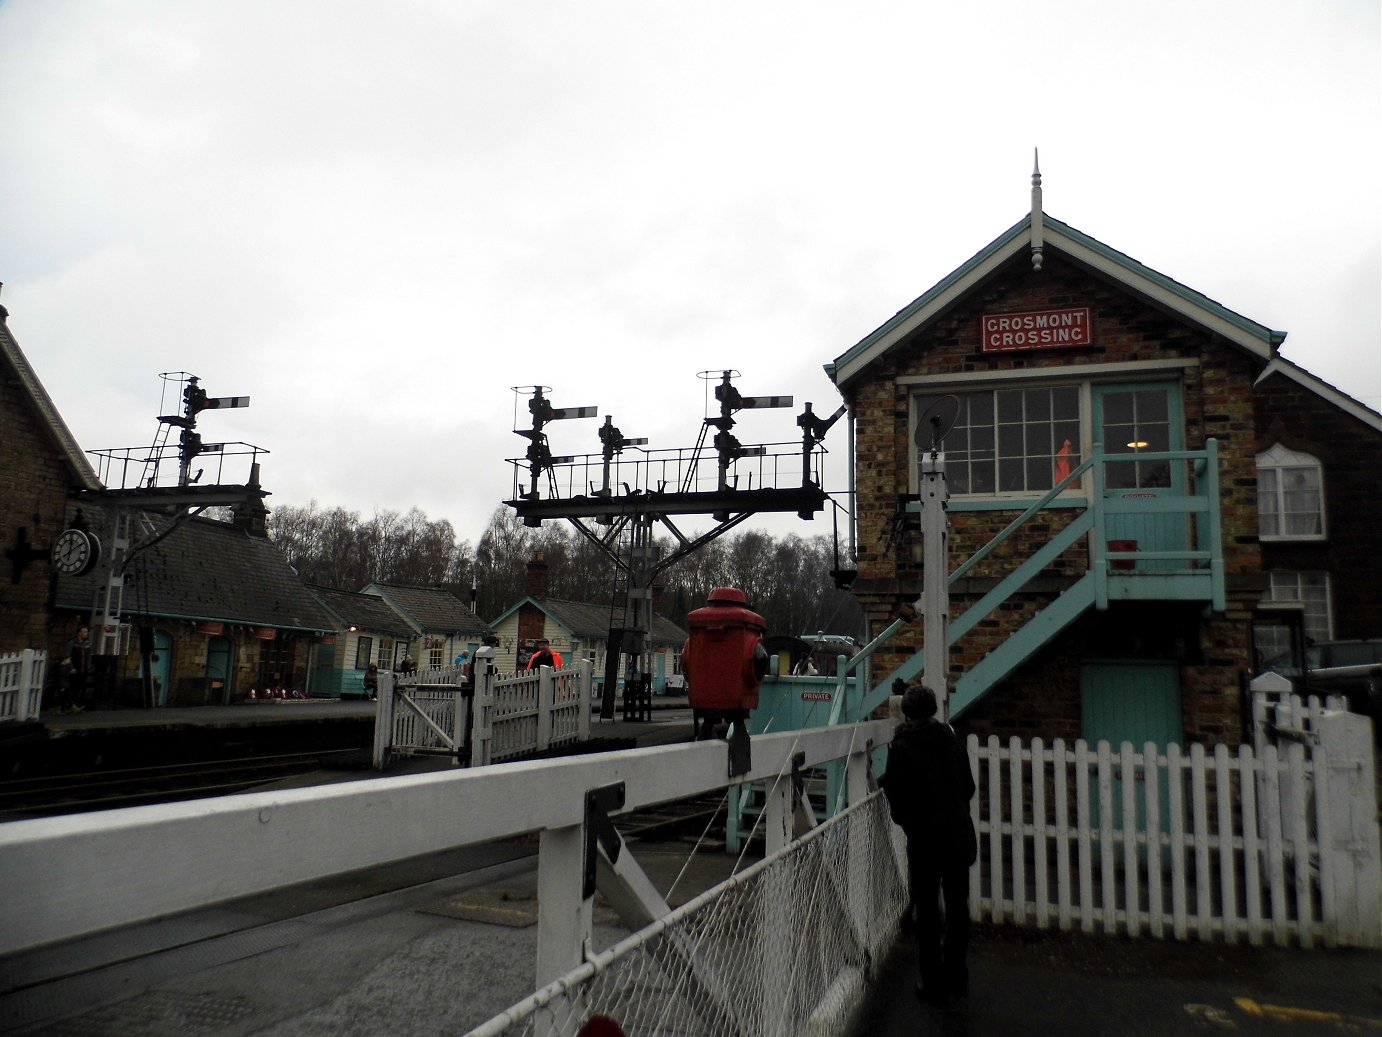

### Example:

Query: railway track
xmin=0 ymin=749 xmax=367 ymax=819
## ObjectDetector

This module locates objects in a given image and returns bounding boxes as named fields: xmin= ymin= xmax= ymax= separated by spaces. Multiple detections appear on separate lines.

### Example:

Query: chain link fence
xmin=468 ymin=790 xmax=908 ymax=1037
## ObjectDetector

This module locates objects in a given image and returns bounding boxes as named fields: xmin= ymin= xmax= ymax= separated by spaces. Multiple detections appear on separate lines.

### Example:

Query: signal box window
xmin=916 ymin=386 xmax=1081 ymax=495
xmin=354 ymin=637 xmax=373 ymax=670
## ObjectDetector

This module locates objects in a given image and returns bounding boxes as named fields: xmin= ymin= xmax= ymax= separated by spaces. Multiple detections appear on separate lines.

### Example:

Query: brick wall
xmin=0 ymin=349 xmax=80 ymax=653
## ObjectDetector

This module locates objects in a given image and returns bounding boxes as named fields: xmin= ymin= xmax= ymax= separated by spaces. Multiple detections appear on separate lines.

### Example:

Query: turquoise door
xmin=152 ymin=630 xmax=173 ymax=706
xmin=206 ymin=636 xmax=234 ymax=704
xmin=1081 ymin=661 xmax=1182 ymax=834
xmin=1092 ymin=384 xmax=1187 ymax=571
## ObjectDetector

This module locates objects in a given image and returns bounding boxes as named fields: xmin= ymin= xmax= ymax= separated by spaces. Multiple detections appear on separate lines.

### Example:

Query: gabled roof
xmin=1254 ymin=355 xmax=1382 ymax=433
xmin=55 ymin=510 xmax=336 ymax=632
xmin=490 ymin=595 xmax=687 ymax=646
xmin=0 ymin=314 xmax=102 ymax=491
xmin=309 ymin=586 xmax=414 ymax=638
xmin=826 ymin=213 xmax=1287 ymax=391
xmin=364 ymin=582 xmax=491 ymax=638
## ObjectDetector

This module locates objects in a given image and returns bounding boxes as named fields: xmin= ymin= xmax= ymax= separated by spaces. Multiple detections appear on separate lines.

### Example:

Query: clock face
xmin=52 ymin=529 xmax=101 ymax=577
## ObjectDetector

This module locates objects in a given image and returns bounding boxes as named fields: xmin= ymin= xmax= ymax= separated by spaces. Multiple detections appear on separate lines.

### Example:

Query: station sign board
xmin=981 ymin=306 xmax=1093 ymax=353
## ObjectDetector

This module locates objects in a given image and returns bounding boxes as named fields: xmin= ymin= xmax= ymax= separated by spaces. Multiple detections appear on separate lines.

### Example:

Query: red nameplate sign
xmin=981 ymin=307 xmax=1093 ymax=352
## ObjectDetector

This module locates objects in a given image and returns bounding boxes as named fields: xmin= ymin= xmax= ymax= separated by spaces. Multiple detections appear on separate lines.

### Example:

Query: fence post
xmin=578 ymin=659 xmax=592 ymax=743
xmin=17 ymin=650 xmax=39 ymax=722
xmin=1315 ymin=711 xmax=1381 ymax=948
xmin=537 ymin=667 xmax=555 ymax=752
xmin=473 ymin=669 xmax=494 ymax=767
xmin=371 ymin=671 xmax=395 ymax=770
xmin=451 ymin=680 xmax=466 ymax=768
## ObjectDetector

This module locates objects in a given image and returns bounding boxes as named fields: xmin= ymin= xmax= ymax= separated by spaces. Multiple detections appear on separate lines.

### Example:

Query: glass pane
xmin=997 ymin=390 xmax=1023 ymax=424
xmin=1139 ymin=460 xmax=1172 ymax=487
xmin=970 ymin=461 xmax=995 ymax=494
xmin=999 ymin=424 xmax=1023 ymax=459
xmin=1105 ymin=423 xmax=1137 ymax=455
xmin=998 ymin=458 xmax=1024 ymax=491
xmin=1026 ymin=389 xmax=1051 ymax=421
xmin=1025 ymin=424 xmax=1052 ymax=457
xmin=1136 ymin=390 xmax=1169 ymax=422
xmin=970 ymin=427 xmax=994 ymax=458
xmin=968 ymin=393 xmax=993 ymax=425
xmin=1052 ymin=386 xmax=1079 ymax=421
xmin=1027 ymin=457 xmax=1047 ymax=490
xmin=1102 ymin=392 xmax=1134 ymax=424
xmin=1106 ymin=460 xmax=1138 ymax=490
xmin=1284 ymin=511 xmax=1321 ymax=536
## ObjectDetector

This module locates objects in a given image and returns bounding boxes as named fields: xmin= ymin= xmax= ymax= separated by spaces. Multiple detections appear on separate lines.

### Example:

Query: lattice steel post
xmin=919 ymin=449 xmax=951 ymax=720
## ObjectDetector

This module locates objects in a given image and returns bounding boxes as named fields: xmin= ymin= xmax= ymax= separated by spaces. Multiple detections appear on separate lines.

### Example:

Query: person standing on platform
xmin=363 ymin=663 xmax=379 ymax=700
xmin=60 ymin=625 xmax=92 ymax=714
xmin=880 ymin=684 xmax=977 ymax=1008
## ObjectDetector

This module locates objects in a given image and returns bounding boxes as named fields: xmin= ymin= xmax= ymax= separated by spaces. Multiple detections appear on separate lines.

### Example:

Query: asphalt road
xmin=857 ymin=922 xmax=1382 ymax=1036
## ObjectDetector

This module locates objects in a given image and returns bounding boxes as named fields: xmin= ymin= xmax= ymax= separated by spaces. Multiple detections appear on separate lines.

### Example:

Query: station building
xmin=828 ymin=182 xmax=1381 ymax=750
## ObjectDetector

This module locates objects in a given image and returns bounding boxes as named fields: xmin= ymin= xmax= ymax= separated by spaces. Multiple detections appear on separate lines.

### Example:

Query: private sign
xmin=981 ymin=306 xmax=1093 ymax=352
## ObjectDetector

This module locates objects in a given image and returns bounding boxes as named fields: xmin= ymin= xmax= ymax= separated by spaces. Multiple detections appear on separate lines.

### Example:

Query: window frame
xmin=354 ymin=636 xmax=373 ymax=671
xmin=1256 ymin=444 xmax=1327 ymax=541
xmin=1263 ymin=570 xmax=1332 ymax=646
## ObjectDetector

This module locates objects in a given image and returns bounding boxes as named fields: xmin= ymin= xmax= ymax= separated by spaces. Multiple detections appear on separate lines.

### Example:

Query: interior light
xmin=1127 ymin=440 xmax=1149 ymax=449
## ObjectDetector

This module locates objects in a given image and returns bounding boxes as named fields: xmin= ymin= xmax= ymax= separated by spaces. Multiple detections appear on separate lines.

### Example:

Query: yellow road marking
xmin=1234 ymin=997 xmax=1382 ymax=1030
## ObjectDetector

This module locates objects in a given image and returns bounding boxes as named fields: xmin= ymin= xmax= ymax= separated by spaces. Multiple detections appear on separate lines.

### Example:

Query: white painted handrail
xmin=0 ymin=719 xmax=896 ymax=957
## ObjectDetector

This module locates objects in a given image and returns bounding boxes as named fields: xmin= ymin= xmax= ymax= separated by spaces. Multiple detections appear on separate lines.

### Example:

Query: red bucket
xmin=1108 ymin=540 xmax=1138 ymax=571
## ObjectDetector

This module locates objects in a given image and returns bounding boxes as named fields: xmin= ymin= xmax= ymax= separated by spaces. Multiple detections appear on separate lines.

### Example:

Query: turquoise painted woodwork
xmin=152 ymin=630 xmax=173 ymax=707
xmin=1081 ymin=661 xmax=1182 ymax=834
xmin=861 ymin=441 xmax=1225 ymax=720
xmin=206 ymin=636 xmax=233 ymax=705
xmin=1093 ymin=384 xmax=1187 ymax=573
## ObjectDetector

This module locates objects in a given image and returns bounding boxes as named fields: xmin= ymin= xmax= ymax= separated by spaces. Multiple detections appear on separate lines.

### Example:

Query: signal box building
xmin=828 ymin=184 xmax=1381 ymax=750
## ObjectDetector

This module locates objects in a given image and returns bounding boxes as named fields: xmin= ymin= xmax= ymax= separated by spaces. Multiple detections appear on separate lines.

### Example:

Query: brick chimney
xmin=525 ymin=551 xmax=549 ymax=600
xmin=233 ymin=463 xmax=270 ymax=538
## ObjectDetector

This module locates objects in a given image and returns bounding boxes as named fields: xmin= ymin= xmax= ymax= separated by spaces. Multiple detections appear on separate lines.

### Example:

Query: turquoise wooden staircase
xmin=857 ymin=440 xmax=1225 ymax=719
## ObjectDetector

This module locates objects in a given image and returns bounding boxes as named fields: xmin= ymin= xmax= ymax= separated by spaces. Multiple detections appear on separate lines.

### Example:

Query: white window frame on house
xmin=1263 ymin=570 xmax=1332 ymax=647
xmin=428 ymin=647 xmax=444 ymax=669
xmin=1256 ymin=444 xmax=1327 ymax=540
xmin=904 ymin=360 xmax=1193 ymax=502
xmin=913 ymin=384 xmax=1082 ymax=497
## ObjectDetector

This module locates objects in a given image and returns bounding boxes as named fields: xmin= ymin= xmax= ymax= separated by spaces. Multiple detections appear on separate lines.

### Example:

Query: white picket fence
xmin=969 ymin=705 xmax=1380 ymax=948
xmin=373 ymin=661 xmax=594 ymax=768
xmin=0 ymin=649 xmax=46 ymax=722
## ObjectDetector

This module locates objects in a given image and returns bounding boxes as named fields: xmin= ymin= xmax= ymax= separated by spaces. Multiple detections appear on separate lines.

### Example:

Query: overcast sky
xmin=3 ymin=0 xmax=1378 ymax=549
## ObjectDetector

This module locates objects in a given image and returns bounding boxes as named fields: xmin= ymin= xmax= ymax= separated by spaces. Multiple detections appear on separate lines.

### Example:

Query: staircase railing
xmin=848 ymin=440 xmax=1223 ymax=719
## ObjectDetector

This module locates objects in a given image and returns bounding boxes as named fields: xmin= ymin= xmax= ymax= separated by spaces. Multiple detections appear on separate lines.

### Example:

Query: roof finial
xmin=1030 ymin=148 xmax=1044 ymax=271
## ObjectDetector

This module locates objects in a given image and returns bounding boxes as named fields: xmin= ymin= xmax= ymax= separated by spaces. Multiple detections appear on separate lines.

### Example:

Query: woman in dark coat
xmin=880 ymin=684 xmax=977 ymax=1007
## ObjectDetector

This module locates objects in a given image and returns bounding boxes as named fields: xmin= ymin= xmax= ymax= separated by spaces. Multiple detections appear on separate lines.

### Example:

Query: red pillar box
xmin=683 ymin=588 xmax=770 ymax=713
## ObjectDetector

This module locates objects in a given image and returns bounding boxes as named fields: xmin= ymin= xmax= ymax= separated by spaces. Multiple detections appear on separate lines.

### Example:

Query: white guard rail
xmin=0 ymin=719 xmax=897 ymax=963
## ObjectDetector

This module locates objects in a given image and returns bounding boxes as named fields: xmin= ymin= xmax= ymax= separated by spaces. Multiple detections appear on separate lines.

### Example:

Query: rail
xmin=0 ymin=719 xmax=895 ymax=962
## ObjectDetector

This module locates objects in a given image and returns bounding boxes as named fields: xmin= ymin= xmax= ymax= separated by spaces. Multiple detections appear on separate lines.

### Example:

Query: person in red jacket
xmin=526 ymin=638 xmax=563 ymax=670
